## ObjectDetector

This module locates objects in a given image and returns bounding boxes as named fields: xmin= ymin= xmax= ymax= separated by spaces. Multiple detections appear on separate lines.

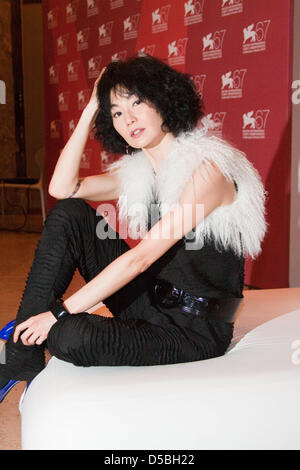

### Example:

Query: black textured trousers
xmin=2 ymin=198 xmax=231 ymax=381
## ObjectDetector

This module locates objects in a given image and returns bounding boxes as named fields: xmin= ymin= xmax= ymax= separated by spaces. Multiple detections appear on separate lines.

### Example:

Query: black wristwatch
xmin=49 ymin=298 xmax=70 ymax=320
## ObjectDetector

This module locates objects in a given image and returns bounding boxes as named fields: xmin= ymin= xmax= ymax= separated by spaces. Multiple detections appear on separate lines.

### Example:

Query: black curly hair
xmin=94 ymin=55 xmax=204 ymax=155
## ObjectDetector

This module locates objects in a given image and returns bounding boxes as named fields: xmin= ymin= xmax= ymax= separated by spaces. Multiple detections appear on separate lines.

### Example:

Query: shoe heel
xmin=0 ymin=319 xmax=31 ymax=404
xmin=0 ymin=320 xmax=16 ymax=341
xmin=0 ymin=379 xmax=20 ymax=403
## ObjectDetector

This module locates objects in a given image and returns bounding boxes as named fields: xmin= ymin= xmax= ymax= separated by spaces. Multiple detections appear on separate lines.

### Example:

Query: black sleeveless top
xmin=147 ymin=202 xmax=244 ymax=300
xmin=148 ymin=238 xmax=244 ymax=299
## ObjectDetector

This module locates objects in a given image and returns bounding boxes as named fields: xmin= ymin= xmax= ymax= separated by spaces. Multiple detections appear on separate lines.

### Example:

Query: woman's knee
xmin=47 ymin=314 xmax=83 ymax=362
xmin=47 ymin=313 xmax=106 ymax=366
xmin=45 ymin=198 xmax=95 ymax=233
xmin=49 ymin=198 xmax=89 ymax=219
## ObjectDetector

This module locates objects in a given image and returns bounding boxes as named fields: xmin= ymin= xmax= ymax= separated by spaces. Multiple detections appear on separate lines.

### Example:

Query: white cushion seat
xmin=20 ymin=290 xmax=300 ymax=450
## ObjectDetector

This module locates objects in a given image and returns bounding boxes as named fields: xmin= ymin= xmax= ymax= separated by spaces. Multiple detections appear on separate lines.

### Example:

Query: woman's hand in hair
xmin=84 ymin=67 xmax=106 ymax=130
xmin=89 ymin=66 xmax=106 ymax=107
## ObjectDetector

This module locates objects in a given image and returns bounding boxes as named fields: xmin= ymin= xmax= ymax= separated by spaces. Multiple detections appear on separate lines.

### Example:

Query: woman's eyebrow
xmin=110 ymin=92 xmax=134 ymax=109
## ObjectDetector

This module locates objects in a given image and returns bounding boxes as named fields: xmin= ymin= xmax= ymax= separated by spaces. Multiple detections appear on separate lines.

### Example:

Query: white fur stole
xmin=107 ymin=129 xmax=267 ymax=259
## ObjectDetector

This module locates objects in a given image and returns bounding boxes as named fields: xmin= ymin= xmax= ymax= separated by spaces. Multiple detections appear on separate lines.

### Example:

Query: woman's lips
xmin=130 ymin=128 xmax=145 ymax=138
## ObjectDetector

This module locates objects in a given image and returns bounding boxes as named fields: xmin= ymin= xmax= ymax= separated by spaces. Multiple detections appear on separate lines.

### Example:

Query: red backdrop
xmin=43 ymin=0 xmax=294 ymax=288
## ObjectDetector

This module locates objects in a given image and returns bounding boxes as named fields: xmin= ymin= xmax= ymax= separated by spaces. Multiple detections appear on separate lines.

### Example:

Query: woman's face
xmin=110 ymin=88 xmax=167 ymax=150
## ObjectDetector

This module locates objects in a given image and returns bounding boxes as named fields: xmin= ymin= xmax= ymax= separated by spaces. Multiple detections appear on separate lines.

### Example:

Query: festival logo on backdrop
xmin=123 ymin=14 xmax=140 ymax=41
xmin=50 ymin=120 xmax=61 ymax=139
xmin=101 ymin=150 xmax=116 ymax=172
xmin=138 ymin=45 xmax=156 ymax=57
xmin=202 ymin=112 xmax=226 ymax=138
xmin=242 ymin=109 xmax=270 ymax=139
xmin=202 ymin=30 xmax=226 ymax=60
xmin=152 ymin=5 xmax=171 ymax=34
xmin=192 ymin=74 xmax=206 ymax=97
xmin=98 ymin=22 xmax=113 ymax=46
xmin=221 ymin=69 xmax=247 ymax=99
xmin=67 ymin=61 xmax=80 ymax=81
xmin=80 ymin=149 xmax=92 ymax=169
xmin=77 ymin=28 xmax=89 ymax=51
xmin=110 ymin=0 xmax=124 ymax=9
xmin=111 ymin=50 xmax=128 ymax=61
xmin=77 ymin=90 xmax=91 ymax=110
xmin=88 ymin=56 xmax=103 ymax=79
xmin=184 ymin=0 xmax=205 ymax=26
xmin=221 ymin=0 xmax=243 ymax=17
xmin=49 ymin=65 xmax=60 ymax=84
xmin=168 ymin=38 xmax=188 ymax=66
xmin=47 ymin=8 xmax=58 ymax=29
xmin=68 ymin=119 xmax=79 ymax=137
xmin=66 ymin=1 xmax=78 ymax=23
xmin=87 ymin=0 xmax=99 ymax=17
xmin=58 ymin=92 xmax=71 ymax=112
xmin=57 ymin=35 xmax=69 ymax=55
xmin=242 ymin=20 xmax=270 ymax=54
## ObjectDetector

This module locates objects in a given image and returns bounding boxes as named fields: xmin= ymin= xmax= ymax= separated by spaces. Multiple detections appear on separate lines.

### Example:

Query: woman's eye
xmin=133 ymin=99 xmax=141 ymax=106
xmin=112 ymin=111 xmax=121 ymax=118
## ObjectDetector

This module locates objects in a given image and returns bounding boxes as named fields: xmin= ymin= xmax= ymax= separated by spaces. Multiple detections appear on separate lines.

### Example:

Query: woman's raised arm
xmin=48 ymin=69 xmax=107 ymax=200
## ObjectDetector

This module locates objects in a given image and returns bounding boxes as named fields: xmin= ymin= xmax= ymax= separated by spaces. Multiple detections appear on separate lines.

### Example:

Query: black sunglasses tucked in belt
xmin=151 ymin=278 xmax=242 ymax=324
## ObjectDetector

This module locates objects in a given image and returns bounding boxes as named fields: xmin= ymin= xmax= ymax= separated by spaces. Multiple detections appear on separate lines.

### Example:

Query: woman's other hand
xmin=13 ymin=312 xmax=57 ymax=346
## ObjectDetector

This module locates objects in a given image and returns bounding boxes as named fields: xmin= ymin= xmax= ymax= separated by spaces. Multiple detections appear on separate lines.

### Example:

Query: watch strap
xmin=49 ymin=299 xmax=70 ymax=320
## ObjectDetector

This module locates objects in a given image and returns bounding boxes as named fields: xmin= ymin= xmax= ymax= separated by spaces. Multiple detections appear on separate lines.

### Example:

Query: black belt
xmin=152 ymin=279 xmax=242 ymax=323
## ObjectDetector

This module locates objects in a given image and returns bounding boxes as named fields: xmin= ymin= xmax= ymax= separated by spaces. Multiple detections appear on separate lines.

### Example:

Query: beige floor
xmin=0 ymin=270 xmax=84 ymax=450
xmin=0 ymin=215 xmax=300 ymax=450
xmin=0 ymin=215 xmax=86 ymax=450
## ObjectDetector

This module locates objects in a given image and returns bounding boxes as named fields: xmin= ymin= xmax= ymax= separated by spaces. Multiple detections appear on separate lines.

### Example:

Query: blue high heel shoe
xmin=0 ymin=320 xmax=30 ymax=403
xmin=0 ymin=320 xmax=16 ymax=341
